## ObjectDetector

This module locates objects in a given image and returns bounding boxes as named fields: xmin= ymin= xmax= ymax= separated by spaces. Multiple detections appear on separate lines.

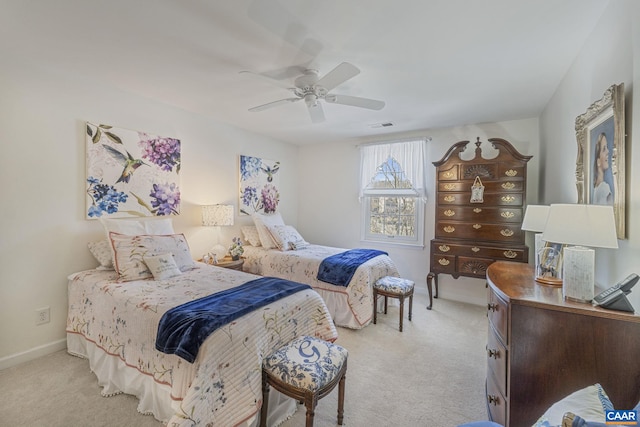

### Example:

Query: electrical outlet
xmin=36 ymin=307 xmax=50 ymax=325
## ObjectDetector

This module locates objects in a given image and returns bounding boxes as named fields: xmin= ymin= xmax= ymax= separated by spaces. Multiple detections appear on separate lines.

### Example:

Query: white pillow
xmin=100 ymin=217 xmax=175 ymax=263
xmin=143 ymin=253 xmax=182 ymax=280
xmin=241 ymin=226 xmax=262 ymax=247
xmin=251 ymin=212 xmax=284 ymax=249
xmin=87 ymin=240 xmax=114 ymax=270
xmin=266 ymin=225 xmax=310 ymax=251
xmin=109 ymin=232 xmax=195 ymax=282
xmin=532 ymin=383 xmax=613 ymax=427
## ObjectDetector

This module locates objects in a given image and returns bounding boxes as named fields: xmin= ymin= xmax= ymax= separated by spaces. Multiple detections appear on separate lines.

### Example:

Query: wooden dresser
xmin=486 ymin=261 xmax=640 ymax=427
xmin=427 ymin=137 xmax=531 ymax=309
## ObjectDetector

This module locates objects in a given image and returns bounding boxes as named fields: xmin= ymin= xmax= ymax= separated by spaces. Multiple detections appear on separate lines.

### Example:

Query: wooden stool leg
xmin=408 ymin=294 xmax=413 ymax=321
xmin=305 ymin=394 xmax=317 ymax=427
xmin=260 ymin=375 xmax=269 ymax=427
xmin=384 ymin=295 xmax=388 ymax=314
xmin=399 ymin=295 xmax=404 ymax=332
xmin=373 ymin=289 xmax=377 ymax=324
xmin=337 ymin=371 xmax=346 ymax=425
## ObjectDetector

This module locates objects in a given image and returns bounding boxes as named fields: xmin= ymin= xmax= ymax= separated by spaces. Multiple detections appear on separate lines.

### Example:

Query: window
xmin=359 ymin=138 xmax=427 ymax=246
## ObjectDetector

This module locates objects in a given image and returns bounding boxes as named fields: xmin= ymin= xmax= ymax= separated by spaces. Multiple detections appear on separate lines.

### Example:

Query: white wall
xmin=540 ymin=0 xmax=640 ymax=309
xmin=297 ymin=118 xmax=540 ymax=307
xmin=0 ymin=55 xmax=300 ymax=367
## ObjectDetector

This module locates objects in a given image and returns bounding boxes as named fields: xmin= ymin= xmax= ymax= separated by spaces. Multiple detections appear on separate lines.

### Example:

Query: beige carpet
xmin=0 ymin=290 xmax=488 ymax=426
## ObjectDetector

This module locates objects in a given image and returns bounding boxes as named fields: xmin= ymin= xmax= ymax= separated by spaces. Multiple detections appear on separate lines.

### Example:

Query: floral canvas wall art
xmin=86 ymin=122 xmax=181 ymax=219
xmin=239 ymin=155 xmax=280 ymax=215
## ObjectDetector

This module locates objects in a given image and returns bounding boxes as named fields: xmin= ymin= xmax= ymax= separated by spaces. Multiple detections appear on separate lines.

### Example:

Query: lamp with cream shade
xmin=541 ymin=204 xmax=618 ymax=302
xmin=521 ymin=205 xmax=550 ymax=283
xmin=201 ymin=204 xmax=234 ymax=262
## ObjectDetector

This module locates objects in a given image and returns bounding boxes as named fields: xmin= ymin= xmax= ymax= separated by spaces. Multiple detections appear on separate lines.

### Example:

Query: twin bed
xmin=68 ymin=216 xmax=400 ymax=425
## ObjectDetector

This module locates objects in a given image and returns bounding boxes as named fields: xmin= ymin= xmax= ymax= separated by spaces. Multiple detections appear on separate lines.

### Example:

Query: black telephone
xmin=593 ymin=273 xmax=638 ymax=313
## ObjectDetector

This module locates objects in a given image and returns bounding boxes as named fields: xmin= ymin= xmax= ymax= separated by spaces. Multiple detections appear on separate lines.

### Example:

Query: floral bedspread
xmin=242 ymin=244 xmax=400 ymax=328
xmin=66 ymin=264 xmax=337 ymax=426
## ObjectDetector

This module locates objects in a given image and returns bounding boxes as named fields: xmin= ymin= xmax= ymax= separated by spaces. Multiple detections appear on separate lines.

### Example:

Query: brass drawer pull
xmin=443 ymin=171 xmax=455 ymax=179
xmin=487 ymin=395 xmax=501 ymax=406
xmin=473 ymin=208 xmax=482 ymax=213
xmin=500 ymin=229 xmax=514 ymax=237
xmin=504 ymin=250 xmax=517 ymax=259
xmin=501 ymin=182 xmax=515 ymax=190
xmin=438 ymin=244 xmax=450 ymax=252
xmin=501 ymin=195 xmax=515 ymax=203
xmin=505 ymin=169 xmax=518 ymax=177
xmin=487 ymin=303 xmax=498 ymax=312
xmin=444 ymin=226 xmax=455 ymax=233
xmin=444 ymin=209 xmax=455 ymax=217
xmin=438 ymin=258 xmax=450 ymax=266
xmin=444 ymin=195 xmax=455 ymax=202
xmin=501 ymin=211 xmax=515 ymax=219
xmin=473 ymin=224 xmax=482 ymax=229
xmin=471 ymin=247 xmax=480 ymax=252
xmin=444 ymin=183 xmax=456 ymax=190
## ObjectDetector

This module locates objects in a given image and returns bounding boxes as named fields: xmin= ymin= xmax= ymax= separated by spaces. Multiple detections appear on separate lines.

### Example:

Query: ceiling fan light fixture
xmin=304 ymin=93 xmax=318 ymax=108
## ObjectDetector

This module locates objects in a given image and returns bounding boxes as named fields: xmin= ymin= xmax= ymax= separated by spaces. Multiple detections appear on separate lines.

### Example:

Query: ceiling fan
xmin=241 ymin=62 xmax=385 ymax=123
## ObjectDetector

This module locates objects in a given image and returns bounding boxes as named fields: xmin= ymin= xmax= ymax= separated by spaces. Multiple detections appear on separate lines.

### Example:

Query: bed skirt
xmin=67 ymin=333 xmax=297 ymax=426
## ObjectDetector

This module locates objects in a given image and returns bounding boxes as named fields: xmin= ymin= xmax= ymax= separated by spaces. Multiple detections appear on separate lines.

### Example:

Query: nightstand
xmin=200 ymin=256 xmax=244 ymax=271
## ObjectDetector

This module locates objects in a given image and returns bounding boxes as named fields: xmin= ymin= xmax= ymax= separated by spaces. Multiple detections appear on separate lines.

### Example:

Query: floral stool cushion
xmin=263 ymin=336 xmax=348 ymax=392
xmin=374 ymin=276 xmax=415 ymax=295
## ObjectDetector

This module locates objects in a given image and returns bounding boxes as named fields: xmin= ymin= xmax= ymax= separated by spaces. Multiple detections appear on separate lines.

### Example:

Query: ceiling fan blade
xmin=307 ymin=102 xmax=325 ymax=123
xmin=239 ymin=70 xmax=294 ymax=90
xmin=315 ymin=62 xmax=360 ymax=91
xmin=325 ymin=94 xmax=385 ymax=110
xmin=248 ymin=97 xmax=301 ymax=112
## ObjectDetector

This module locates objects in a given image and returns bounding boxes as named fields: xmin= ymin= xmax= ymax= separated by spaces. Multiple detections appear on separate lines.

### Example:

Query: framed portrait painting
xmin=575 ymin=83 xmax=625 ymax=238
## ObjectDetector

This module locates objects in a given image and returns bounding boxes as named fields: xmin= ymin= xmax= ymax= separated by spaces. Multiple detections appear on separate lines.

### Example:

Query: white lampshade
xmin=202 ymin=204 xmax=234 ymax=226
xmin=542 ymin=204 xmax=618 ymax=249
xmin=521 ymin=205 xmax=549 ymax=232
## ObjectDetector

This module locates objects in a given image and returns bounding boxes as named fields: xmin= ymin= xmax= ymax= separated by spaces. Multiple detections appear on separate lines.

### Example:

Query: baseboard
xmin=0 ymin=339 xmax=67 ymax=371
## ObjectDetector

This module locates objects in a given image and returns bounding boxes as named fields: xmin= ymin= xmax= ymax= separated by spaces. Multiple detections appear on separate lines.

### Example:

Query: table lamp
xmin=202 ymin=204 xmax=234 ymax=262
xmin=521 ymin=205 xmax=550 ymax=283
xmin=542 ymin=204 xmax=618 ymax=302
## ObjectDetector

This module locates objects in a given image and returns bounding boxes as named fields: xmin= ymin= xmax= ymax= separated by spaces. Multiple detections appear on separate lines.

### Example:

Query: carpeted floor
xmin=0 ymin=289 xmax=488 ymax=426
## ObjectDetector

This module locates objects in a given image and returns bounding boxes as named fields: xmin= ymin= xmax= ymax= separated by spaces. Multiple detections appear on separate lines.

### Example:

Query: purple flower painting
xmin=86 ymin=122 xmax=181 ymax=218
xmin=239 ymin=155 xmax=280 ymax=215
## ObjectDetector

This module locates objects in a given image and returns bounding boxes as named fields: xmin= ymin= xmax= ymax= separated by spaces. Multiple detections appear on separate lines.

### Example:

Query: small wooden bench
xmin=260 ymin=336 xmax=348 ymax=427
xmin=373 ymin=276 xmax=414 ymax=332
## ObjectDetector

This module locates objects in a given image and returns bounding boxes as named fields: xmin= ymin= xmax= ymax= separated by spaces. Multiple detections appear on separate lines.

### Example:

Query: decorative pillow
xmin=251 ymin=212 xmax=285 ymax=249
xmin=532 ymin=384 xmax=613 ymax=427
xmin=143 ymin=253 xmax=182 ymax=280
xmin=87 ymin=240 xmax=114 ymax=270
xmin=241 ymin=226 xmax=262 ymax=247
xmin=100 ymin=217 xmax=175 ymax=264
xmin=266 ymin=225 xmax=310 ymax=251
xmin=109 ymin=232 xmax=195 ymax=282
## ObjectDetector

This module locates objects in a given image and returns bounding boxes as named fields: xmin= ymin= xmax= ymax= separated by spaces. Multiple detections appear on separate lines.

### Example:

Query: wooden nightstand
xmin=200 ymin=256 xmax=244 ymax=271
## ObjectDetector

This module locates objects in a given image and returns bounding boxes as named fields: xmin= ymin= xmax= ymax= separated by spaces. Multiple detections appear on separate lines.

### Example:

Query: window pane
xmin=368 ymin=196 xmax=417 ymax=238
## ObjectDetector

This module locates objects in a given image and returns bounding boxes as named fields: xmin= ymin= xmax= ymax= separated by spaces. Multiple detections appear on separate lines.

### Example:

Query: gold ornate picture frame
xmin=575 ymin=83 xmax=625 ymax=238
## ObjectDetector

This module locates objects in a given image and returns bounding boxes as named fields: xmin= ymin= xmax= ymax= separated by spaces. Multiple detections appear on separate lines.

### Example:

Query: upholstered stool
xmin=373 ymin=276 xmax=414 ymax=332
xmin=260 ymin=336 xmax=348 ymax=427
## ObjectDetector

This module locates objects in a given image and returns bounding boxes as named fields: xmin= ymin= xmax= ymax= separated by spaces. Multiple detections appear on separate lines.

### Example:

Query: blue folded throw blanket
xmin=317 ymin=248 xmax=388 ymax=287
xmin=155 ymin=277 xmax=311 ymax=363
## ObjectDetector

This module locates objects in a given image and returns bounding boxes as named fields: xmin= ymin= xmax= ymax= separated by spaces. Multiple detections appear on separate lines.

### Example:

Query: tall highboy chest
xmin=426 ymin=138 xmax=531 ymax=309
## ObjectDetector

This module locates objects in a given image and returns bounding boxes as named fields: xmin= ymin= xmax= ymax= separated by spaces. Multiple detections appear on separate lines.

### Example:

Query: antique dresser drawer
xmin=438 ymin=192 xmax=523 ymax=206
xmin=438 ymin=181 xmax=524 ymax=193
xmin=435 ymin=221 xmax=524 ymax=242
xmin=487 ymin=288 xmax=508 ymax=344
xmin=430 ymin=254 xmax=456 ymax=274
xmin=431 ymin=240 xmax=527 ymax=262
xmin=457 ymin=256 xmax=494 ymax=277
xmin=498 ymin=164 xmax=526 ymax=179
xmin=436 ymin=206 xmax=523 ymax=223
xmin=486 ymin=374 xmax=507 ymax=426
xmin=437 ymin=164 xmax=459 ymax=181
xmin=486 ymin=327 xmax=507 ymax=395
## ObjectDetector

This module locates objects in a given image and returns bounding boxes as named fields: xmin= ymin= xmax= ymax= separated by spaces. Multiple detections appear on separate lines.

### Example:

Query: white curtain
xmin=359 ymin=138 xmax=427 ymax=200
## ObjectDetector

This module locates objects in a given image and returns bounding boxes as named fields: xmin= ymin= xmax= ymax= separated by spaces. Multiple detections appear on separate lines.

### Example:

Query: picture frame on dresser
xmin=575 ymin=83 xmax=625 ymax=239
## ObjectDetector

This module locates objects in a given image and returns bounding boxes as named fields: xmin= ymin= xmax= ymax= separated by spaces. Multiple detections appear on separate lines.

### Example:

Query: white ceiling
xmin=1 ymin=0 xmax=610 ymax=145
